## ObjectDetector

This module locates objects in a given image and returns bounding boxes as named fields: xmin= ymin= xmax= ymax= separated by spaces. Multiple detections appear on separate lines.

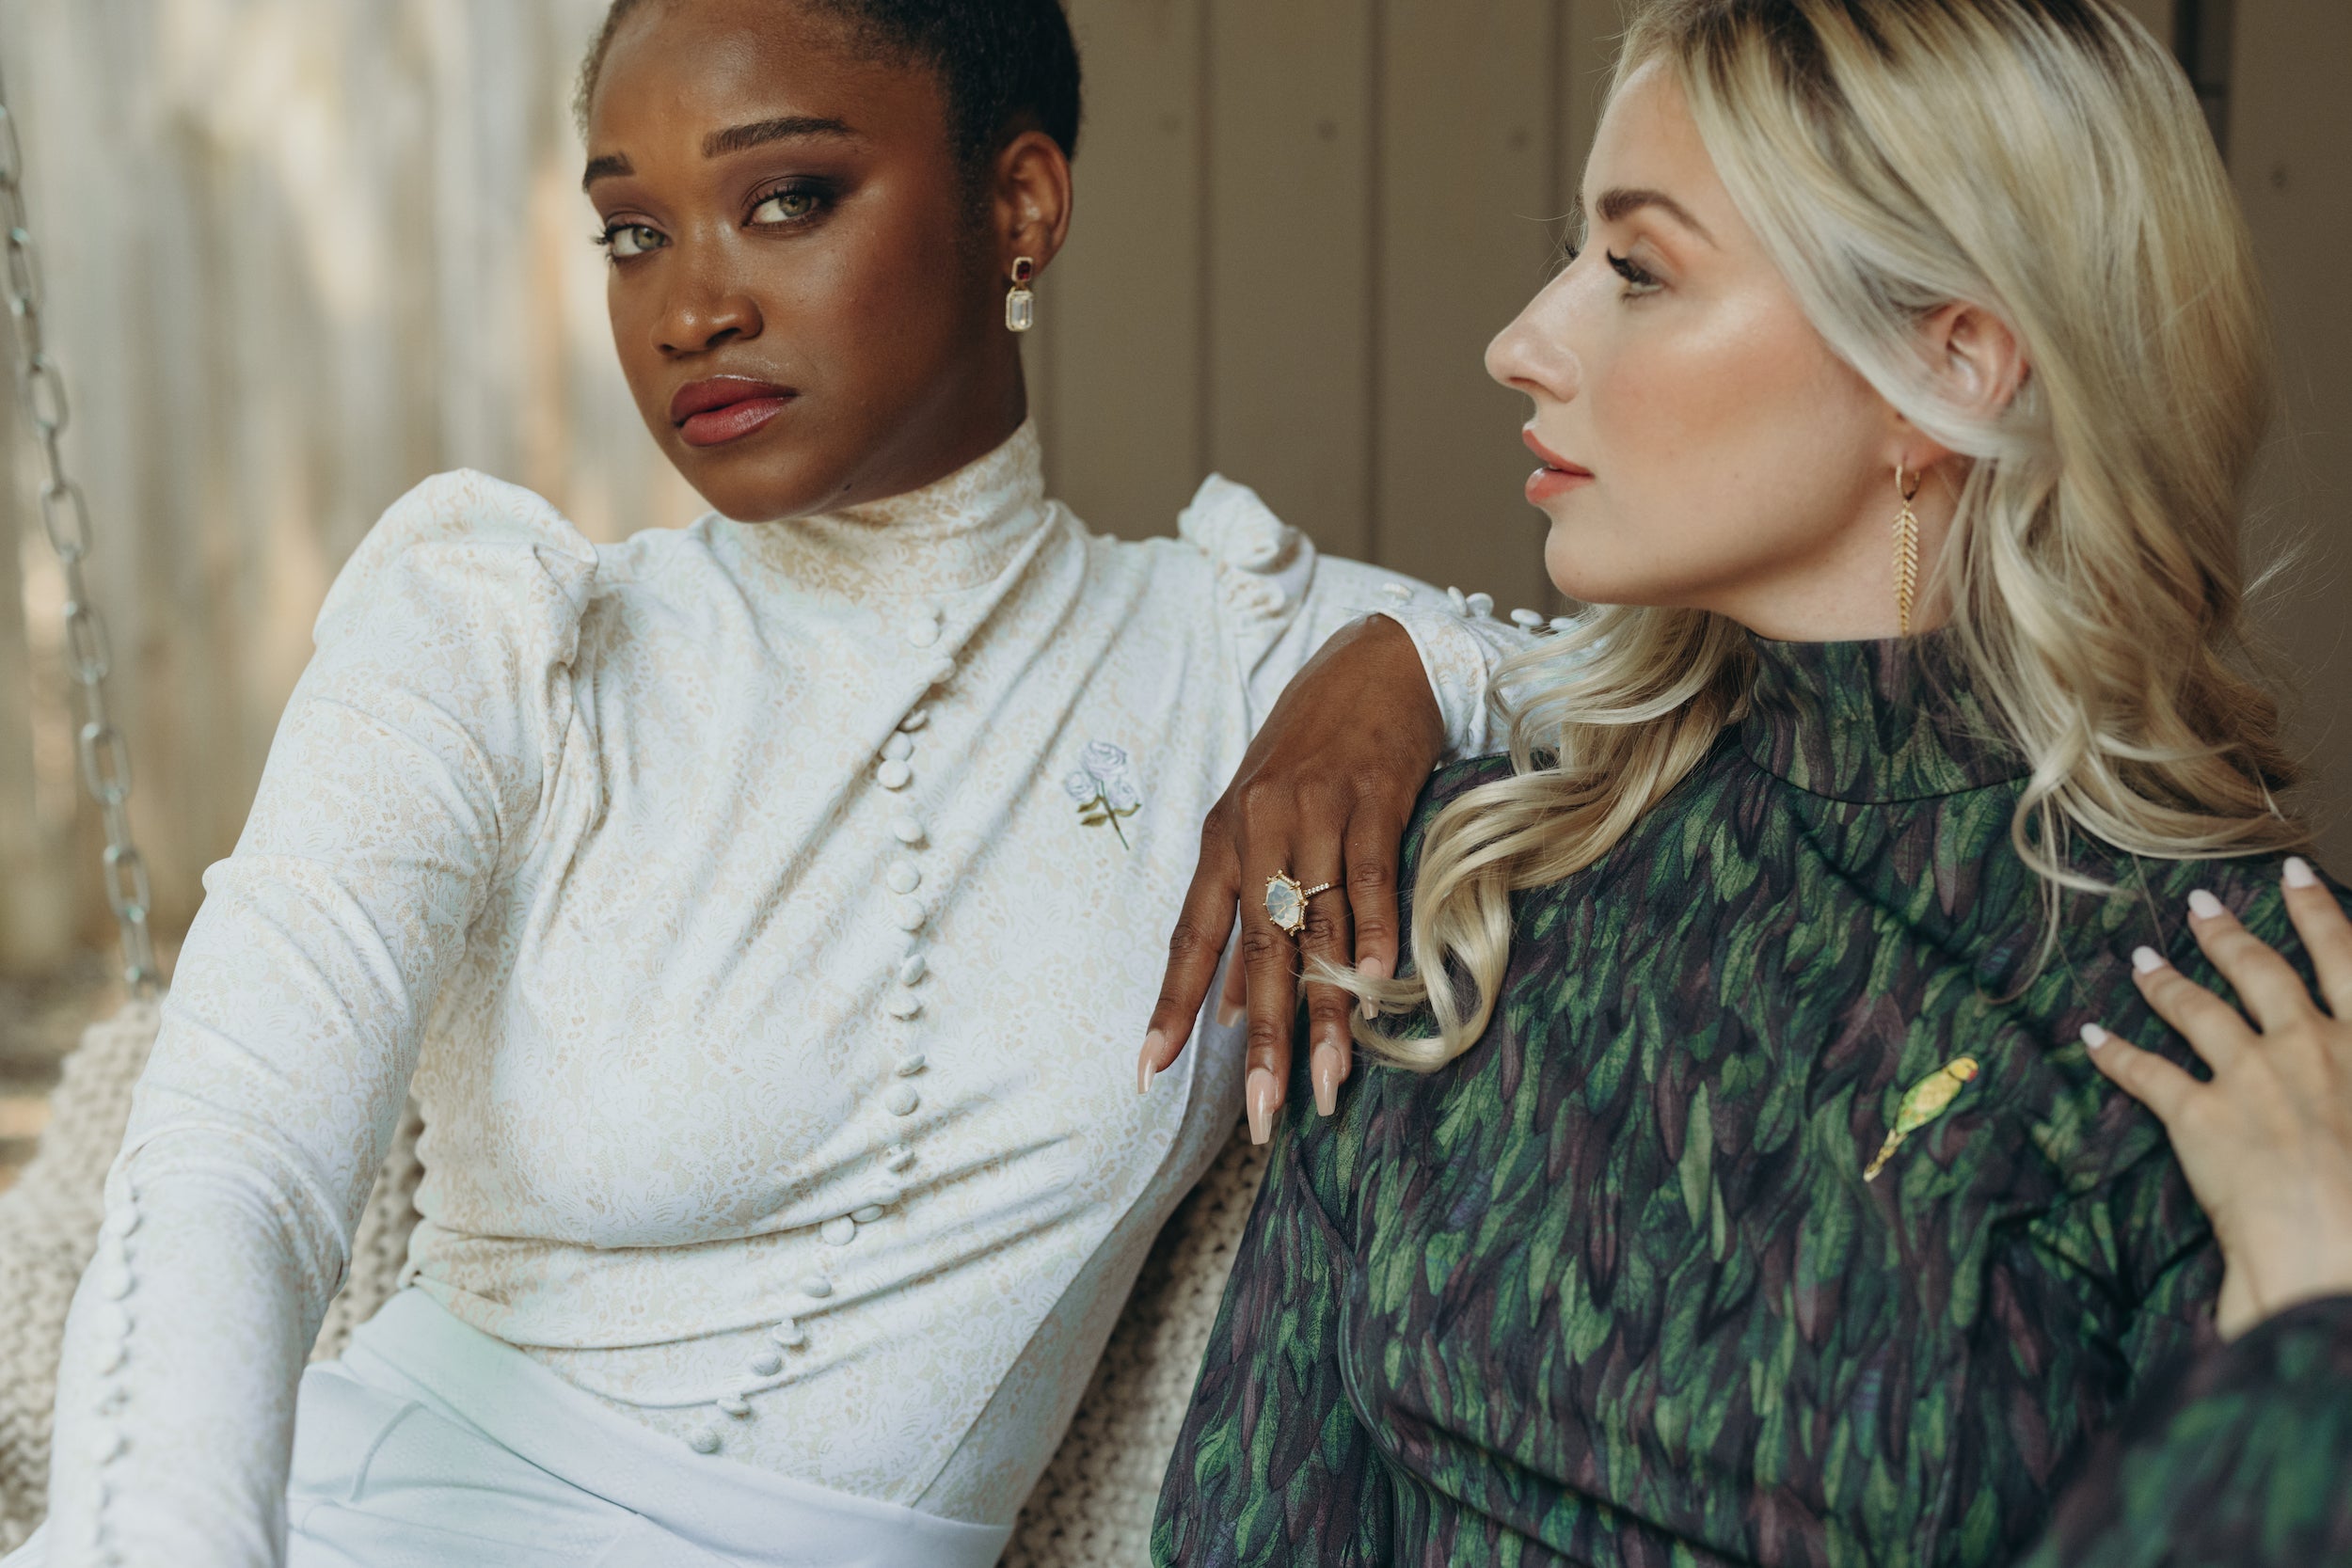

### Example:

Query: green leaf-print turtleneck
xmin=1155 ymin=633 xmax=2346 ymax=1568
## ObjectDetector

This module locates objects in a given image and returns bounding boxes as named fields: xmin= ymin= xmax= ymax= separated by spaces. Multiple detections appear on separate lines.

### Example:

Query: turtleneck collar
xmin=1736 ymin=631 xmax=2027 ymax=804
xmin=719 ymin=420 xmax=1051 ymax=602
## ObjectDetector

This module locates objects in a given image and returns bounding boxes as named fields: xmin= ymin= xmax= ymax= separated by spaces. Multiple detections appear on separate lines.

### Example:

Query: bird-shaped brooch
xmin=1863 ymin=1056 xmax=1979 ymax=1182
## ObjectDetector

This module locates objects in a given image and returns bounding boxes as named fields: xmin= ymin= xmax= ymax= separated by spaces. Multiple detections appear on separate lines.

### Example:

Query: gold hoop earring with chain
xmin=1891 ymin=463 xmax=1923 ymax=636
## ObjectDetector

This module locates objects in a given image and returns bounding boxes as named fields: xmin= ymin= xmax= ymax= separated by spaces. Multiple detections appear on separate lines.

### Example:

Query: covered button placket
xmin=85 ymin=1193 xmax=141 ymax=1560
xmin=691 ymin=605 xmax=949 ymax=1458
xmin=875 ymin=600 xmax=946 ymax=1164
xmin=691 ymin=1221 xmax=829 ymax=1455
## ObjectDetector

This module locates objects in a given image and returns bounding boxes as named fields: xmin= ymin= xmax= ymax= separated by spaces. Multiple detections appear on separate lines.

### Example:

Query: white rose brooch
xmin=1064 ymin=741 xmax=1143 ymax=850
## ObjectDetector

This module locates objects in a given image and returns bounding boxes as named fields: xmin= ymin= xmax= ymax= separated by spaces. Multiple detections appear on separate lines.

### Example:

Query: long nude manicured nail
xmin=1216 ymin=997 xmax=1244 ymax=1029
xmin=2187 ymin=889 xmax=2223 ymax=920
xmin=2286 ymin=856 xmax=2319 ymax=889
xmin=1325 ymin=1023 xmax=1353 ymax=1090
xmin=1247 ymin=1068 xmax=1279 ymax=1145
xmin=2080 ymin=1022 xmax=2108 ymax=1051
xmin=1137 ymin=1030 xmax=1165 ymax=1096
xmin=1312 ymin=1048 xmax=1340 ymax=1117
xmin=2132 ymin=946 xmax=2166 ymax=974
xmin=1358 ymin=955 xmax=1388 ymax=1023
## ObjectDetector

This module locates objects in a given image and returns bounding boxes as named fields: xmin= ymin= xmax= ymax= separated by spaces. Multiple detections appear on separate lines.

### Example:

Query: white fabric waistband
xmin=347 ymin=1290 xmax=1012 ymax=1568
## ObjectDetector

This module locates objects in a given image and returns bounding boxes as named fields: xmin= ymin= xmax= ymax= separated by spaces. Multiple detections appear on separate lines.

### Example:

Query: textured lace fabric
xmin=40 ymin=422 xmax=1530 ymax=1564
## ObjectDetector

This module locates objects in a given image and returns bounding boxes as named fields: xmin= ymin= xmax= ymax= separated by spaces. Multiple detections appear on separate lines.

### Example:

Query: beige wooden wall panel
xmin=1202 ymin=0 xmax=1377 ymax=560
xmin=2230 ymin=0 xmax=2352 ymax=870
xmin=0 ymin=0 xmax=697 ymax=974
xmin=1561 ymin=0 xmax=1623 ymax=195
xmin=24 ymin=0 xmax=2340 ymax=980
xmin=1376 ymin=0 xmax=1564 ymax=616
xmin=1045 ymin=0 xmax=1206 ymax=540
xmin=1045 ymin=0 xmax=1608 ymax=597
xmin=6 ymin=0 xmax=1618 ymax=972
xmin=0 ymin=380 xmax=72 ymax=971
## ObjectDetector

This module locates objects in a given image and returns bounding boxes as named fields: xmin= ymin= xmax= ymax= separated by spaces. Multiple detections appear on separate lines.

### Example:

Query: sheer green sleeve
xmin=2016 ymin=1294 xmax=2352 ymax=1567
xmin=1152 ymin=1044 xmax=1392 ymax=1565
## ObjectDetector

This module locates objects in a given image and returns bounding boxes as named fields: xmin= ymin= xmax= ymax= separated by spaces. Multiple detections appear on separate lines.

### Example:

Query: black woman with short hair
xmin=10 ymin=3 xmax=1520 ymax=1562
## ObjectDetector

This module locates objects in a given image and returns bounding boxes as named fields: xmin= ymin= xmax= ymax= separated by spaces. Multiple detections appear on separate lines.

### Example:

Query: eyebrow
xmin=580 ymin=116 xmax=860 ymax=190
xmin=703 ymin=115 xmax=858 ymax=158
xmin=1594 ymin=185 xmax=1716 ymax=245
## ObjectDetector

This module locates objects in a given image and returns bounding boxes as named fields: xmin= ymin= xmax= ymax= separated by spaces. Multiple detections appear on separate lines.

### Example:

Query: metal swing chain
xmin=0 ymin=61 xmax=160 ymax=999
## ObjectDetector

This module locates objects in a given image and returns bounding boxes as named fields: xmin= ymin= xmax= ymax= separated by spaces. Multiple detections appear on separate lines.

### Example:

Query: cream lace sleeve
xmin=1175 ymin=474 xmax=1537 ymax=759
xmin=40 ymin=471 xmax=594 ymax=1568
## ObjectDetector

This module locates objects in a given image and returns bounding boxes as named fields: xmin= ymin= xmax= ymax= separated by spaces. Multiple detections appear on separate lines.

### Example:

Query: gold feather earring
xmin=1892 ymin=464 xmax=1923 ymax=636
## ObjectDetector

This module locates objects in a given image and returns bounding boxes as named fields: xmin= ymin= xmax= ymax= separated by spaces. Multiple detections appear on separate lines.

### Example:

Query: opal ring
xmin=1263 ymin=871 xmax=1337 ymax=936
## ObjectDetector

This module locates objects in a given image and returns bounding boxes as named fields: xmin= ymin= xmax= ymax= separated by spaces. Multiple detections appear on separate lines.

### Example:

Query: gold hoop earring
xmin=1892 ymin=464 xmax=1923 ymax=636
xmin=1006 ymin=257 xmax=1037 ymax=333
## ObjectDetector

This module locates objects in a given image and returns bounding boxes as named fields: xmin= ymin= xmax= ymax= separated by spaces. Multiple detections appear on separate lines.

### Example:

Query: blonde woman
xmin=1149 ymin=0 xmax=2349 ymax=1562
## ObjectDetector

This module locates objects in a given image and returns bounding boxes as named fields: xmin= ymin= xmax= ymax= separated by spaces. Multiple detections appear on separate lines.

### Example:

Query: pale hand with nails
xmin=2082 ymin=857 xmax=2352 ymax=1339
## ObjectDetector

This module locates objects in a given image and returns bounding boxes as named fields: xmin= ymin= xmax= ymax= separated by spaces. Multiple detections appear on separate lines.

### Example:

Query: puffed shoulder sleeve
xmin=40 ymin=470 xmax=596 ymax=1568
xmin=310 ymin=467 xmax=598 ymax=832
xmin=1177 ymin=474 xmax=1540 ymax=758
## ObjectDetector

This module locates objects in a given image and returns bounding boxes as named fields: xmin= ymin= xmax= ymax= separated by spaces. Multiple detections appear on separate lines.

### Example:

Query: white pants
xmin=8 ymin=1291 xmax=1010 ymax=1567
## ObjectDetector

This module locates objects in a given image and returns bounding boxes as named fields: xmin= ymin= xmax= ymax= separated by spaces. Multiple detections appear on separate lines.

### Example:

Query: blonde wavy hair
xmin=1353 ymin=0 xmax=2302 ymax=1070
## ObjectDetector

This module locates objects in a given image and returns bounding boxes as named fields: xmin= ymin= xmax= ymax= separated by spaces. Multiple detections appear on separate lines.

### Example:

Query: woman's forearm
xmin=38 ymin=477 xmax=580 ymax=1562
xmin=2018 ymin=1293 xmax=2352 ymax=1567
xmin=45 ymin=1139 xmax=343 ymax=1566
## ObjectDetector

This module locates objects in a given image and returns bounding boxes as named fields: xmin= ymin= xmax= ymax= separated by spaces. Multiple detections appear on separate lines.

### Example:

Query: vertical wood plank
xmin=1048 ymin=0 xmax=1205 ymax=541
xmin=2230 ymin=0 xmax=2352 ymax=863
xmin=0 ymin=370 xmax=72 ymax=971
xmin=1375 ymin=0 xmax=1560 ymax=613
xmin=1203 ymin=0 xmax=1375 ymax=559
xmin=2109 ymin=0 xmax=2176 ymax=48
xmin=1561 ymin=0 xmax=1624 ymax=214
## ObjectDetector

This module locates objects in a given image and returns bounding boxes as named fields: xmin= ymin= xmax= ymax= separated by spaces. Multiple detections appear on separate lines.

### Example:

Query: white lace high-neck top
xmin=42 ymin=424 xmax=1524 ymax=1563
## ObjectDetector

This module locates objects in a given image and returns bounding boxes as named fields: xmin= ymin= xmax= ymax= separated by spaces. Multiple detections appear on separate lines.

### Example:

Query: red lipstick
xmin=1521 ymin=428 xmax=1594 ymax=502
xmin=671 ymin=376 xmax=797 ymax=448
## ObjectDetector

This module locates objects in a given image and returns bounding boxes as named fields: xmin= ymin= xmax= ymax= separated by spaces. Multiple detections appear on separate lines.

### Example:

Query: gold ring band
xmin=1263 ymin=872 xmax=1338 ymax=936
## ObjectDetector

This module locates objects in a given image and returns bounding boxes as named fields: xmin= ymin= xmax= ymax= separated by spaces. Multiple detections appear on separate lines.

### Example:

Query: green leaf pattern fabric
xmin=1155 ymin=634 xmax=2346 ymax=1568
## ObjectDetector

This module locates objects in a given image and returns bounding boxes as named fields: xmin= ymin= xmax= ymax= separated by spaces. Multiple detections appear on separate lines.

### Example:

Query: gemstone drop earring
xmin=1006 ymin=257 xmax=1037 ymax=334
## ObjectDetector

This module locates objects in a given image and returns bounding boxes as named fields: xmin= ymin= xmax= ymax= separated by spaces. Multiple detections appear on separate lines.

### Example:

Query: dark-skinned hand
xmin=1137 ymin=614 xmax=1447 ymax=1142
xmin=2084 ymin=857 xmax=2352 ymax=1339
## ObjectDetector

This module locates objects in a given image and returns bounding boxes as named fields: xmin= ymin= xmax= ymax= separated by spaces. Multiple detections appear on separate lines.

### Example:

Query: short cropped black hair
xmin=576 ymin=0 xmax=1084 ymax=172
